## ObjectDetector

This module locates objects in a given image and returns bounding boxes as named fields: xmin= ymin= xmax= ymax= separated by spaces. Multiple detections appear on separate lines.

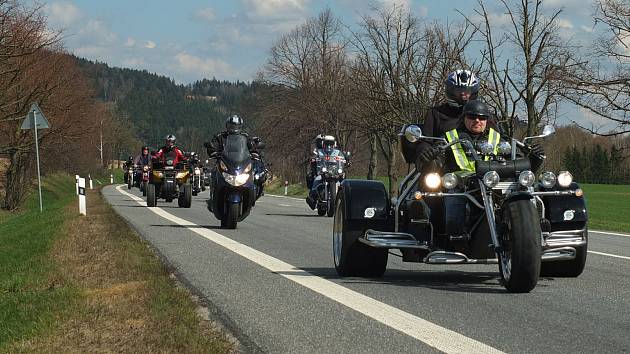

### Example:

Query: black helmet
xmin=462 ymin=100 xmax=492 ymax=117
xmin=445 ymin=69 xmax=480 ymax=106
xmin=226 ymin=115 xmax=243 ymax=133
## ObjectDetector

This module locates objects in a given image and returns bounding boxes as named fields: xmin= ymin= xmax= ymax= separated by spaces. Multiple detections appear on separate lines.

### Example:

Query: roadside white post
xmin=20 ymin=103 xmax=50 ymax=212
xmin=110 ymin=174 xmax=114 ymax=184
xmin=75 ymin=174 xmax=79 ymax=195
xmin=78 ymin=177 xmax=86 ymax=215
xmin=284 ymin=180 xmax=288 ymax=195
xmin=89 ymin=174 xmax=93 ymax=190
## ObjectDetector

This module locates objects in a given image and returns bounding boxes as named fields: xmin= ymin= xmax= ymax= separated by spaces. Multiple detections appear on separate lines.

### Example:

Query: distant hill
xmin=74 ymin=57 xmax=260 ymax=153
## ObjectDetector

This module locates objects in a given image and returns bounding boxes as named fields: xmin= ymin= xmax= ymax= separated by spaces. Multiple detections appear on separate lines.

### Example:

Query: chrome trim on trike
xmin=423 ymin=251 xmax=498 ymax=264
xmin=360 ymin=229 xmax=430 ymax=249
xmin=541 ymin=247 xmax=576 ymax=262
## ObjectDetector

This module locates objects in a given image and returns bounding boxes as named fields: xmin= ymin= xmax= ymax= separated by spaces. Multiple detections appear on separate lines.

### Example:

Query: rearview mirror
xmin=542 ymin=125 xmax=555 ymax=137
xmin=404 ymin=124 xmax=423 ymax=143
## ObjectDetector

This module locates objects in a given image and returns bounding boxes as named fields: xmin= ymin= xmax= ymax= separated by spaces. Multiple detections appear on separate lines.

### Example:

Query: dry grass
xmin=5 ymin=187 xmax=235 ymax=353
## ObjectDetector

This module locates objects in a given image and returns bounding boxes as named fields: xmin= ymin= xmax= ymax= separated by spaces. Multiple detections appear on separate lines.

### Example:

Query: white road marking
xmin=114 ymin=186 xmax=502 ymax=354
xmin=278 ymin=203 xmax=292 ymax=207
xmin=590 ymin=230 xmax=630 ymax=238
xmin=265 ymin=193 xmax=305 ymax=202
xmin=588 ymin=251 xmax=630 ymax=260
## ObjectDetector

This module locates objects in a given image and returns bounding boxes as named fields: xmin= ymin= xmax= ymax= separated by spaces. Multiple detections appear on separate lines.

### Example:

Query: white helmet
xmin=445 ymin=69 xmax=480 ymax=106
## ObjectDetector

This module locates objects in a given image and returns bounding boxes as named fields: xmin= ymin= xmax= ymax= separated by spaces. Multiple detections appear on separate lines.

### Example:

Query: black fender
xmin=338 ymin=179 xmax=389 ymax=221
xmin=540 ymin=182 xmax=587 ymax=231
xmin=504 ymin=191 xmax=534 ymax=204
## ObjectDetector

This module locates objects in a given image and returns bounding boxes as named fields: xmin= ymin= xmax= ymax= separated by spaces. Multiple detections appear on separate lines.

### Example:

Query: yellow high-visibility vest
xmin=445 ymin=128 xmax=501 ymax=172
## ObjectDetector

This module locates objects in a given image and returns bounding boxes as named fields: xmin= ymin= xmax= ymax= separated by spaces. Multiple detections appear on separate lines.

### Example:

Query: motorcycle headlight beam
xmin=223 ymin=172 xmax=250 ymax=186
xmin=557 ymin=171 xmax=573 ymax=187
xmin=424 ymin=173 xmax=441 ymax=189
xmin=518 ymin=170 xmax=536 ymax=187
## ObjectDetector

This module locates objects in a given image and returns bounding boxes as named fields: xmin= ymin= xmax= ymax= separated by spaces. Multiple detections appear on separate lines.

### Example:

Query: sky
xmin=41 ymin=0 xmax=598 ymax=83
xmin=39 ymin=0 xmax=611 ymax=129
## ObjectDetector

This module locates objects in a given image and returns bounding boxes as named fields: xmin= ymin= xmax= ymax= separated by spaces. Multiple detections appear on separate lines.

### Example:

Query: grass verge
xmin=582 ymin=184 xmax=630 ymax=233
xmin=265 ymin=178 xmax=309 ymax=198
xmin=1 ymin=175 xmax=234 ymax=352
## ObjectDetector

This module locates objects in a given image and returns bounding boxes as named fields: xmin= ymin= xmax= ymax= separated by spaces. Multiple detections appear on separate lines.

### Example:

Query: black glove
xmin=529 ymin=143 xmax=545 ymax=158
xmin=418 ymin=146 xmax=438 ymax=163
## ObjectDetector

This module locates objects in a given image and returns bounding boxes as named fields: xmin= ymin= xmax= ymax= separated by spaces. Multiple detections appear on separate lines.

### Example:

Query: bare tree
xmin=464 ymin=0 xmax=579 ymax=136
xmin=561 ymin=0 xmax=629 ymax=136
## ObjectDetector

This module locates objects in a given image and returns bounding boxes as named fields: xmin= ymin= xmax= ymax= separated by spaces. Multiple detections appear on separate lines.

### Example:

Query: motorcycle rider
xmin=305 ymin=135 xmax=347 ymax=210
xmin=416 ymin=69 xmax=481 ymax=170
xmin=424 ymin=100 xmax=544 ymax=235
xmin=154 ymin=134 xmax=186 ymax=166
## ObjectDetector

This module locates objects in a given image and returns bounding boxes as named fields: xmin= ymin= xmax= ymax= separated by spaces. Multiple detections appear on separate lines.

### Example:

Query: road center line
xmin=588 ymin=251 xmax=630 ymax=260
xmin=114 ymin=186 xmax=503 ymax=354
xmin=278 ymin=203 xmax=292 ymax=207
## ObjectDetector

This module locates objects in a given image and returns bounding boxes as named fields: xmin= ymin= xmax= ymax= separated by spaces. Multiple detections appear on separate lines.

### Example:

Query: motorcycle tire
xmin=142 ymin=182 xmax=147 ymax=197
xmin=222 ymin=202 xmax=239 ymax=229
xmin=317 ymin=204 xmax=327 ymax=216
xmin=193 ymin=189 xmax=198 ymax=196
xmin=178 ymin=184 xmax=192 ymax=208
xmin=332 ymin=192 xmax=387 ymax=277
xmin=326 ymin=183 xmax=337 ymax=217
xmin=498 ymin=199 xmax=541 ymax=293
xmin=540 ymin=233 xmax=587 ymax=277
xmin=127 ymin=177 xmax=132 ymax=190
xmin=146 ymin=184 xmax=157 ymax=207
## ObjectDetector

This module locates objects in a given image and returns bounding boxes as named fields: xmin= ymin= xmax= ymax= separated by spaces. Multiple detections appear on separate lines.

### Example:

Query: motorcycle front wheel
xmin=498 ymin=199 xmax=541 ymax=293
xmin=222 ymin=202 xmax=239 ymax=229
xmin=326 ymin=182 xmax=337 ymax=217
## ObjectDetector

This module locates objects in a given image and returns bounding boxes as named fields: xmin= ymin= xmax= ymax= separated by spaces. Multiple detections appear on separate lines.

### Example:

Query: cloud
xmin=193 ymin=7 xmax=216 ymax=22
xmin=556 ymin=18 xmax=574 ymax=29
xmin=241 ymin=0 xmax=309 ymax=19
xmin=45 ymin=1 xmax=82 ymax=27
xmin=79 ymin=20 xmax=117 ymax=44
xmin=174 ymin=52 xmax=235 ymax=77
xmin=144 ymin=40 xmax=157 ymax=49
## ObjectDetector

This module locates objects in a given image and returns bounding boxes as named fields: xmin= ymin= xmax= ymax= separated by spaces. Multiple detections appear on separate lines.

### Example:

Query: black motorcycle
xmin=205 ymin=135 xmax=256 ymax=229
xmin=333 ymin=125 xmax=587 ymax=293
xmin=312 ymin=150 xmax=348 ymax=217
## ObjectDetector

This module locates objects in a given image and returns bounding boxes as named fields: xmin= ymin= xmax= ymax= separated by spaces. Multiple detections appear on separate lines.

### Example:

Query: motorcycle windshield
xmin=222 ymin=134 xmax=250 ymax=168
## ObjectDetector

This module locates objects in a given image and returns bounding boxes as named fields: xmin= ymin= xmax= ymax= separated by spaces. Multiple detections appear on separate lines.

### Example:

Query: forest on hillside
xmin=74 ymin=58 xmax=263 ymax=155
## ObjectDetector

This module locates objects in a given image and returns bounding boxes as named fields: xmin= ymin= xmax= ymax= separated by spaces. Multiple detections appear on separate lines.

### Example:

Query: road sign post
xmin=21 ymin=103 xmax=50 ymax=212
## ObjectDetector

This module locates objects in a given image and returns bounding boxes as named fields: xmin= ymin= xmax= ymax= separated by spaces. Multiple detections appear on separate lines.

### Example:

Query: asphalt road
xmin=103 ymin=185 xmax=630 ymax=353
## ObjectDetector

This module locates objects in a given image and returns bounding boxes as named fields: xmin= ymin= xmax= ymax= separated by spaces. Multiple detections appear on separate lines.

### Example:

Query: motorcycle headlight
xmin=497 ymin=141 xmax=512 ymax=155
xmin=539 ymin=171 xmax=556 ymax=188
xmin=243 ymin=163 xmax=252 ymax=173
xmin=337 ymin=168 xmax=343 ymax=174
xmin=557 ymin=171 xmax=573 ymax=187
xmin=483 ymin=171 xmax=500 ymax=188
xmin=176 ymin=172 xmax=187 ymax=179
xmin=478 ymin=142 xmax=494 ymax=156
xmin=424 ymin=173 xmax=441 ymax=189
xmin=518 ymin=170 xmax=535 ymax=187
xmin=143 ymin=165 xmax=148 ymax=172
xmin=442 ymin=173 xmax=458 ymax=190
xmin=194 ymin=167 xmax=201 ymax=175
xmin=222 ymin=172 xmax=250 ymax=186
xmin=321 ymin=167 xmax=327 ymax=173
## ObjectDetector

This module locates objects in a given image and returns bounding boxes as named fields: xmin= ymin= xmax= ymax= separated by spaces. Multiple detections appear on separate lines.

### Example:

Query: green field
xmin=266 ymin=178 xmax=630 ymax=233
xmin=581 ymin=184 xmax=630 ymax=233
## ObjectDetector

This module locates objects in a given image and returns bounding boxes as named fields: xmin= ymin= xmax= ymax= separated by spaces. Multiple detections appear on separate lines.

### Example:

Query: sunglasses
xmin=465 ymin=115 xmax=488 ymax=121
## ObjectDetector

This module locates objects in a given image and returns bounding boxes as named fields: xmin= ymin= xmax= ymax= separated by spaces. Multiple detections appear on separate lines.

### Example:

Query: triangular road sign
xmin=21 ymin=103 xmax=50 ymax=130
